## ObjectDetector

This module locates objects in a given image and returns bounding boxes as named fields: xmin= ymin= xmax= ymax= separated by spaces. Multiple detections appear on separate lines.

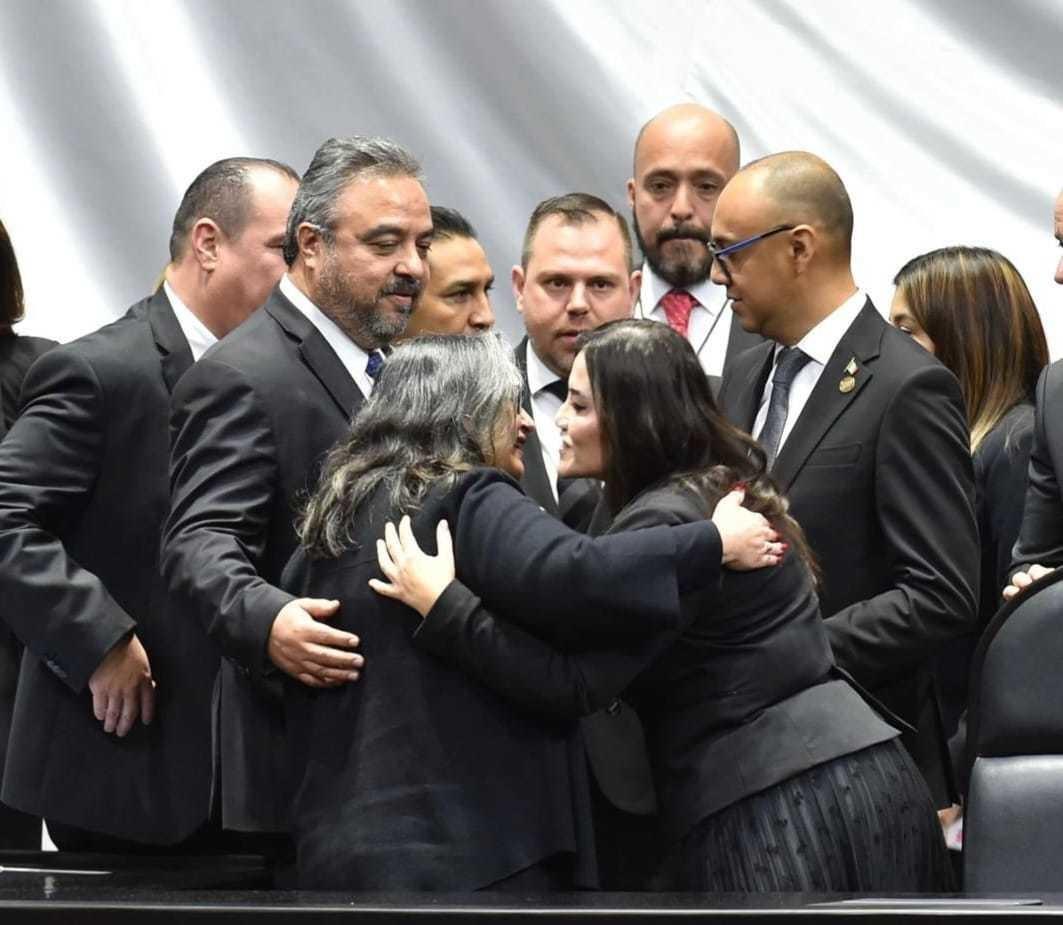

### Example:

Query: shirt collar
xmin=163 ymin=281 xmax=217 ymax=362
xmin=525 ymin=339 xmax=561 ymax=396
xmin=280 ymin=274 xmax=372 ymax=394
xmin=640 ymin=264 xmax=726 ymax=317
xmin=790 ymin=288 xmax=867 ymax=367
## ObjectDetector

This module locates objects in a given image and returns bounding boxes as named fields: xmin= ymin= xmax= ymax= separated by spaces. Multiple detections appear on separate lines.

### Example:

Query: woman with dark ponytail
xmin=375 ymin=319 xmax=951 ymax=892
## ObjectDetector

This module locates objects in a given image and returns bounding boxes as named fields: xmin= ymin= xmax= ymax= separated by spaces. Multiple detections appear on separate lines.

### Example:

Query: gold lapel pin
xmin=839 ymin=358 xmax=858 ymax=393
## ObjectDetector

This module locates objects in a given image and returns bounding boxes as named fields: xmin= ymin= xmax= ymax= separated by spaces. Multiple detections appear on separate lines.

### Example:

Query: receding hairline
xmin=632 ymin=104 xmax=741 ymax=175
xmin=730 ymin=151 xmax=854 ymax=250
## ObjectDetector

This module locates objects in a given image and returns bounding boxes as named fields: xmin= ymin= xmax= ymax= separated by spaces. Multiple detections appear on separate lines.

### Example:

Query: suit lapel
xmin=266 ymin=288 xmax=362 ymax=421
xmin=772 ymin=301 xmax=884 ymax=491
xmin=723 ymin=341 xmax=774 ymax=432
xmin=148 ymin=288 xmax=195 ymax=394
xmin=514 ymin=338 xmax=560 ymax=516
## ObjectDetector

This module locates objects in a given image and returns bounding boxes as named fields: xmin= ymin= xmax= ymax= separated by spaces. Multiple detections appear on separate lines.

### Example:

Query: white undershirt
xmin=525 ymin=340 xmax=564 ymax=502
xmin=163 ymin=281 xmax=217 ymax=362
xmin=637 ymin=266 xmax=733 ymax=377
xmin=753 ymin=289 xmax=866 ymax=452
xmin=280 ymin=274 xmax=374 ymax=399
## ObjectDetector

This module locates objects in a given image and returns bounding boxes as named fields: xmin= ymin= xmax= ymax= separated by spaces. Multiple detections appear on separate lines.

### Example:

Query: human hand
xmin=1002 ymin=563 xmax=1055 ymax=601
xmin=267 ymin=598 xmax=363 ymax=688
xmin=713 ymin=489 xmax=785 ymax=571
xmin=369 ymin=516 xmax=455 ymax=618
xmin=88 ymin=633 xmax=156 ymax=737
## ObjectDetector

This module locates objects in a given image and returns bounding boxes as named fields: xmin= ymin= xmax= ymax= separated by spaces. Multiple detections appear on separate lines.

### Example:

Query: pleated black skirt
xmin=659 ymin=738 xmax=953 ymax=892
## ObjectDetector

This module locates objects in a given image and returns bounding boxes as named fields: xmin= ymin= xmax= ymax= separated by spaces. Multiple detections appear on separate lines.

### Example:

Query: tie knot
xmin=772 ymin=347 xmax=810 ymax=390
xmin=659 ymin=289 xmax=697 ymax=336
xmin=541 ymin=378 xmax=568 ymax=402
xmin=366 ymin=350 xmax=385 ymax=382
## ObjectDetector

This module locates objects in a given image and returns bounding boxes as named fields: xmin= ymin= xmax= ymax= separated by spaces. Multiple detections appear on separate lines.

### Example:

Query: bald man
xmin=716 ymin=152 xmax=978 ymax=805
xmin=628 ymin=103 xmax=761 ymax=391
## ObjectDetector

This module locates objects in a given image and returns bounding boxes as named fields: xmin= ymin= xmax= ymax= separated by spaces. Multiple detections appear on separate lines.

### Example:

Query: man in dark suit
xmin=627 ymin=103 xmax=761 ymax=393
xmin=1006 ymin=189 xmax=1063 ymax=599
xmin=0 ymin=156 xmax=298 ymax=849
xmin=715 ymin=152 xmax=979 ymax=805
xmin=162 ymin=137 xmax=433 ymax=838
xmin=511 ymin=193 xmax=639 ymax=529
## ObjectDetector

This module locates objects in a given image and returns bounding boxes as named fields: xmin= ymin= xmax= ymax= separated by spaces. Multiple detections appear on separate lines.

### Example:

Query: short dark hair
xmin=430 ymin=206 xmax=477 ymax=242
xmin=283 ymin=137 xmax=423 ymax=266
xmin=0 ymin=218 xmax=25 ymax=326
xmin=520 ymin=193 xmax=633 ymax=271
xmin=168 ymin=157 xmax=299 ymax=262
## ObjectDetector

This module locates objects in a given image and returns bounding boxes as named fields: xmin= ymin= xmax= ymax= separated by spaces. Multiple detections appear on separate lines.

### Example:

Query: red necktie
xmin=659 ymin=289 xmax=696 ymax=337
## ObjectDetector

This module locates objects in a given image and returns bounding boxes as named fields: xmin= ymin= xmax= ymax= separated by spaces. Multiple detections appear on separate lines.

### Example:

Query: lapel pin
xmin=839 ymin=358 xmax=858 ymax=393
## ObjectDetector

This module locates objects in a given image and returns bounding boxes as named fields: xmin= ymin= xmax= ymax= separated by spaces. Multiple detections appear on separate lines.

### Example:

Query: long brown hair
xmin=893 ymin=246 xmax=1048 ymax=452
xmin=577 ymin=319 xmax=817 ymax=577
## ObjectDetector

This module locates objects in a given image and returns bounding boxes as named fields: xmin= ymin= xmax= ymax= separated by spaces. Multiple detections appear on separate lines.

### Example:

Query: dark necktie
xmin=541 ymin=378 xmax=567 ymax=402
xmin=659 ymin=289 xmax=697 ymax=337
xmin=759 ymin=347 xmax=812 ymax=465
xmin=365 ymin=350 xmax=385 ymax=385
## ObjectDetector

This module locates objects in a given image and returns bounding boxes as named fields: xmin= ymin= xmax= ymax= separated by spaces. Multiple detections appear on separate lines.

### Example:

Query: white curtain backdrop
xmin=2 ymin=0 xmax=1061 ymax=352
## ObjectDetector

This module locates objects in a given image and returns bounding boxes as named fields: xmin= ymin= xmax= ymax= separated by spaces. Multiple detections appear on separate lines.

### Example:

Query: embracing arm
xmin=162 ymin=359 xmax=358 ymax=686
xmin=824 ymin=366 xmax=979 ymax=684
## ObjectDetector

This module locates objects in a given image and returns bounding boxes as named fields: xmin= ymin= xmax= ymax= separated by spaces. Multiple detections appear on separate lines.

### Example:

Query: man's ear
xmin=296 ymin=223 xmax=327 ymax=270
xmin=626 ymin=177 xmax=637 ymax=209
xmin=511 ymin=265 xmax=526 ymax=314
xmin=189 ymin=219 xmax=221 ymax=271
xmin=626 ymin=269 xmax=642 ymax=313
xmin=790 ymin=225 xmax=817 ymax=274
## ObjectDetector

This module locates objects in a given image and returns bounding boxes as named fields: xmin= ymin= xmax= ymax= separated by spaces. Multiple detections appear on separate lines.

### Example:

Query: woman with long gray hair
xmin=282 ymin=332 xmax=778 ymax=891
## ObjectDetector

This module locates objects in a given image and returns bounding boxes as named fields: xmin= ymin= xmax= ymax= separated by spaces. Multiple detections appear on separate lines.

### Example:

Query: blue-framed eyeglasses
xmin=708 ymin=224 xmax=796 ymax=264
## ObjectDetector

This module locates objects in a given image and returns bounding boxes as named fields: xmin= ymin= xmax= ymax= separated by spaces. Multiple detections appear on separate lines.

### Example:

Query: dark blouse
xmin=414 ymin=481 xmax=898 ymax=844
xmin=0 ymin=331 xmax=56 ymax=435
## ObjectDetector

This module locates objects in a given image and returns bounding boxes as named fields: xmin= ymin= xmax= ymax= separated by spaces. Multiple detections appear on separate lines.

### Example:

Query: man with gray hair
xmin=162 ymin=136 xmax=432 ymax=841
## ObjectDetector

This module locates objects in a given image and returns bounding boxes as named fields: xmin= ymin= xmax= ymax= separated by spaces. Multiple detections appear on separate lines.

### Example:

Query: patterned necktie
xmin=758 ymin=347 xmax=812 ymax=465
xmin=365 ymin=350 xmax=385 ymax=385
xmin=659 ymin=289 xmax=697 ymax=337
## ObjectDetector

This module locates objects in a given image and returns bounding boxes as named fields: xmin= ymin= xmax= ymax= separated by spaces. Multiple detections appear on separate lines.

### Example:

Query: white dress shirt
xmin=753 ymin=289 xmax=867 ymax=452
xmin=164 ymin=281 xmax=217 ymax=362
xmin=525 ymin=340 xmax=564 ymax=502
xmin=280 ymin=274 xmax=375 ymax=399
xmin=637 ymin=266 xmax=733 ymax=377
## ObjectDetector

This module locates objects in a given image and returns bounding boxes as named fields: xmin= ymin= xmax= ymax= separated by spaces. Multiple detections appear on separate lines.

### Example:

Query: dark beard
xmin=316 ymin=261 xmax=419 ymax=349
xmin=632 ymin=211 xmax=712 ymax=288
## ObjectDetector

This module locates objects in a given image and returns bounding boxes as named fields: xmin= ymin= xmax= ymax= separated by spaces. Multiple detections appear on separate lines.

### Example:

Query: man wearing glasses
xmin=627 ymin=103 xmax=761 ymax=393
xmin=716 ymin=151 xmax=978 ymax=808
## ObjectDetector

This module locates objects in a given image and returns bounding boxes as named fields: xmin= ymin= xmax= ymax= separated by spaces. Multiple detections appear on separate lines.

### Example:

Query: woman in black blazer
xmin=891 ymin=246 xmax=1050 ymax=802
xmin=282 ymin=333 xmax=779 ymax=891
xmin=374 ymin=320 xmax=951 ymax=891
xmin=0 ymin=218 xmax=54 ymax=849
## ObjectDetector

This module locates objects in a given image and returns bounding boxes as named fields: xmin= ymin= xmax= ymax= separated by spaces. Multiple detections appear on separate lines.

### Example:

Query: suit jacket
xmin=0 ymin=332 xmax=56 ymax=809
xmin=162 ymin=285 xmax=363 ymax=833
xmin=718 ymin=301 xmax=978 ymax=801
xmin=414 ymin=481 xmax=899 ymax=846
xmin=0 ymin=292 xmax=216 ymax=843
xmin=1010 ymin=360 xmax=1063 ymax=574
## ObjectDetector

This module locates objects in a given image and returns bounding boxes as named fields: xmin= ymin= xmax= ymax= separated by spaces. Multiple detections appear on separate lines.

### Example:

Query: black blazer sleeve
xmin=824 ymin=364 xmax=979 ymax=684
xmin=162 ymin=357 xmax=294 ymax=674
xmin=1010 ymin=364 xmax=1063 ymax=576
xmin=0 ymin=350 xmax=135 ymax=691
xmin=450 ymin=472 xmax=721 ymax=649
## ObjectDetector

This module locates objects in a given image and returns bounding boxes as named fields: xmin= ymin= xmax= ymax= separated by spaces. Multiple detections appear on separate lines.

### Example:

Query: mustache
xmin=382 ymin=278 xmax=422 ymax=298
xmin=657 ymin=225 xmax=710 ymax=246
